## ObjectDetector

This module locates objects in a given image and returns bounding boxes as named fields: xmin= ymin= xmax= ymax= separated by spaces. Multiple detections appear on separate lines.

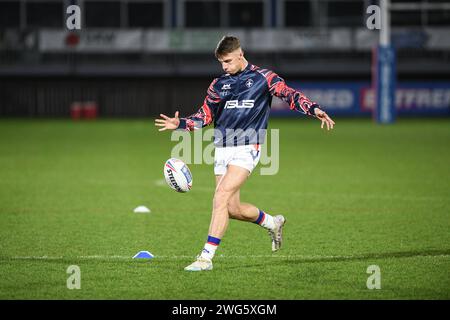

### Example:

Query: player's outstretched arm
xmin=155 ymin=111 xmax=180 ymax=131
xmin=262 ymin=69 xmax=335 ymax=131
xmin=156 ymin=79 xmax=218 ymax=132
xmin=313 ymin=107 xmax=335 ymax=131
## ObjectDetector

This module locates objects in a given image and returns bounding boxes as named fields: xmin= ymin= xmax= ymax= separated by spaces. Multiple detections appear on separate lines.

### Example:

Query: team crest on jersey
xmin=245 ymin=79 xmax=254 ymax=88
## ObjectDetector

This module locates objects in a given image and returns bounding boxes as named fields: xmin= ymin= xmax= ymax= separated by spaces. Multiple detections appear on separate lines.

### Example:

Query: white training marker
xmin=134 ymin=206 xmax=151 ymax=213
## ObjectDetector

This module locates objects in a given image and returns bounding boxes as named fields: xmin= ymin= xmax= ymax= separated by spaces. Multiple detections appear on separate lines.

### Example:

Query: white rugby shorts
xmin=214 ymin=144 xmax=261 ymax=175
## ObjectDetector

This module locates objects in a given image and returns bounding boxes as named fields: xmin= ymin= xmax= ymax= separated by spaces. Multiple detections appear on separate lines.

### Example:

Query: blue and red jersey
xmin=177 ymin=63 xmax=319 ymax=147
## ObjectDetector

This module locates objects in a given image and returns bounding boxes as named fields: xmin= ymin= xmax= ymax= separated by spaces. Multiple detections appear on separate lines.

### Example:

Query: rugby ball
xmin=163 ymin=158 xmax=193 ymax=193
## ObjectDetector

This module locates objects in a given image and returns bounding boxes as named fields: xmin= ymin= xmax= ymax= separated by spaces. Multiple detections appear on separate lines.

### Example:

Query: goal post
xmin=373 ymin=0 xmax=450 ymax=124
xmin=374 ymin=0 xmax=396 ymax=124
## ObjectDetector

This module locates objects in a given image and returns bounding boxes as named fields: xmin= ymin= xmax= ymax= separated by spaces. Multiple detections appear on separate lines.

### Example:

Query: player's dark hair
xmin=215 ymin=36 xmax=241 ymax=58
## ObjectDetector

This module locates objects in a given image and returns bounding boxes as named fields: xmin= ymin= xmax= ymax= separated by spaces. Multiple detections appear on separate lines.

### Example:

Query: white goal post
xmin=374 ymin=0 xmax=450 ymax=123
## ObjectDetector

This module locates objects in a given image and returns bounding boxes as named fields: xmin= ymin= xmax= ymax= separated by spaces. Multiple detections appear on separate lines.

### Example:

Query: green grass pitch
xmin=0 ymin=118 xmax=449 ymax=299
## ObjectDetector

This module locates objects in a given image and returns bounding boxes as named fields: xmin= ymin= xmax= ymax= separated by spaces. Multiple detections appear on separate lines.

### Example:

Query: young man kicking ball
xmin=155 ymin=36 xmax=335 ymax=271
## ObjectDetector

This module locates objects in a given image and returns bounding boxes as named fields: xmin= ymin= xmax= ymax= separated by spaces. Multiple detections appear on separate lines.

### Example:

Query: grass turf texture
xmin=0 ymin=118 xmax=449 ymax=299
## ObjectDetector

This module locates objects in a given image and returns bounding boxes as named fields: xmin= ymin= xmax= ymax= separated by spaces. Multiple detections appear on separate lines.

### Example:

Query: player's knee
xmin=213 ymin=189 xmax=232 ymax=210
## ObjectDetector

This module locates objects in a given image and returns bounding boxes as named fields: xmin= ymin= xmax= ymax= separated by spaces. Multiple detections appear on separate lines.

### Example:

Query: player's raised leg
xmin=226 ymin=182 xmax=286 ymax=252
xmin=184 ymin=165 xmax=250 ymax=271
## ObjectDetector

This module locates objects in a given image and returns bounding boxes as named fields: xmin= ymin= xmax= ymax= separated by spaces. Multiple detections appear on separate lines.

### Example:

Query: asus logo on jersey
xmin=224 ymin=100 xmax=255 ymax=109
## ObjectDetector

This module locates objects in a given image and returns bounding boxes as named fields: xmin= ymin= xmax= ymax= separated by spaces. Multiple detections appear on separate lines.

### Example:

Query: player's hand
xmin=314 ymin=108 xmax=335 ymax=131
xmin=155 ymin=111 xmax=180 ymax=131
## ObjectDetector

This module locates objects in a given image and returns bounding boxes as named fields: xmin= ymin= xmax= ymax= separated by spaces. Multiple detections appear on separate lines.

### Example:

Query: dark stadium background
xmin=0 ymin=0 xmax=449 ymax=118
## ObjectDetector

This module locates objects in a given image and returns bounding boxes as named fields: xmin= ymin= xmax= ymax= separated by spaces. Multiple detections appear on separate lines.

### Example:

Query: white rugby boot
xmin=268 ymin=215 xmax=286 ymax=252
xmin=184 ymin=256 xmax=213 ymax=271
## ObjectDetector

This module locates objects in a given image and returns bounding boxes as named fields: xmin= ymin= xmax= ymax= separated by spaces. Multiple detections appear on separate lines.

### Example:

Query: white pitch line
xmin=9 ymin=253 xmax=450 ymax=261
xmin=11 ymin=256 xmax=65 ymax=260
